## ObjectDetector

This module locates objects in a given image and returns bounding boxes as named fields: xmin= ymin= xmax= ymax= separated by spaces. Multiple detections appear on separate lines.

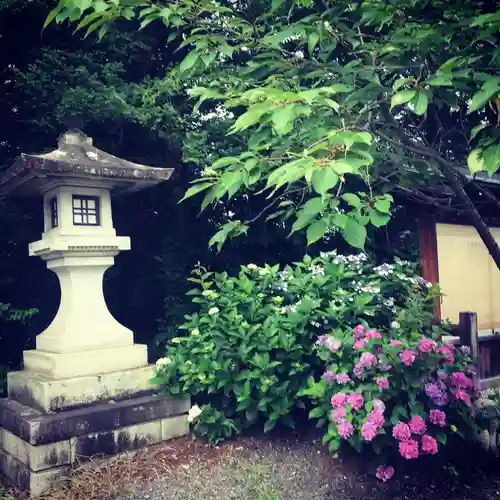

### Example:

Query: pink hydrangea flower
xmin=353 ymin=338 xmax=368 ymax=351
xmin=367 ymin=410 xmax=385 ymax=428
xmin=421 ymin=434 xmax=438 ymax=455
xmin=353 ymin=324 xmax=366 ymax=339
xmin=399 ymin=349 xmax=416 ymax=366
xmin=360 ymin=352 xmax=377 ymax=369
xmin=347 ymin=393 xmax=364 ymax=411
xmin=376 ymin=377 xmax=389 ymax=391
xmin=337 ymin=420 xmax=354 ymax=439
xmin=335 ymin=373 xmax=350 ymax=385
xmin=418 ymin=337 xmax=436 ymax=353
xmin=390 ymin=339 xmax=403 ymax=347
xmin=353 ymin=363 xmax=364 ymax=379
xmin=373 ymin=399 xmax=386 ymax=413
xmin=331 ymin=392 xmax=347 ymax=408
xmin=429 ymin=409 xmax=446 ymax=427
xmin=453 ymin=390 xmax=472 ymax=406
xmin=366 ymin=330 xmax=382 ymax=340
xmin=322 ymin=370 xmax=336 ymax=382
xmin=409 ymin=415 xmax=427 ymax=435
xmin=376 ymin=465 xmax=395 ymax=483
xmin=399 ymin=439 xmax=419 ymax=459
xmin=315 ymin=334 xmax=330 ymax=346
xmin=392 ymin=422 xmax=411 ymax=441
xmin=437 ymin=345 xmax=454 ymax=364
xmin=361 ymin=421 xmax=379 ymax=441
xmin=326 ymin=338 xmax=342 ymax=353
xmin=331 ymin=407 xmax=347 ymax=423
xmin=450 ymin=372 xmax=473 ymax=390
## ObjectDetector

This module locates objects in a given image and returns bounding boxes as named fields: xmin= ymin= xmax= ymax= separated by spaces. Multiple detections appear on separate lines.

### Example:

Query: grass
xmin=239 ymin=462 xmax=279 ymax=500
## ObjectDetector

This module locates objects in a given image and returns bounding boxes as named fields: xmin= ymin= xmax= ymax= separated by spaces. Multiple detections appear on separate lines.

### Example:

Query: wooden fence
xmin=450 ymin=312 xmax=500 ymax=389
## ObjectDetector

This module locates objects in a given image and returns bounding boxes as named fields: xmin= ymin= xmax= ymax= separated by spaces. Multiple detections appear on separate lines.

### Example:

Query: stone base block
xmin=0 ymin=394 xmax=190 ymax=496
xmin=8 ymin=366 xmax=158 ymax=412
xmin=23 ymin=344 xmax=148 ymax=379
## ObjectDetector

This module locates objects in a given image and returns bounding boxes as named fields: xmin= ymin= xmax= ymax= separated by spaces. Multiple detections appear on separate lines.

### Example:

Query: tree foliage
xmin=49 ymin=0 xmax=500 ymax=256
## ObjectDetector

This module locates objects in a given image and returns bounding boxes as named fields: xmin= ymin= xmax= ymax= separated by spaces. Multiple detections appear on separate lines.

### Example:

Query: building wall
xmin=436 ymin=223 xmax=500 ymax=331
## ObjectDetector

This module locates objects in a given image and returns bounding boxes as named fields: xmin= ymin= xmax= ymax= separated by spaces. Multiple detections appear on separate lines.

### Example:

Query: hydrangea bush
xmin=154 ymin=252 xmax=443 ymax=443
xmin=301 ymin=322 xmax=477 ymax=479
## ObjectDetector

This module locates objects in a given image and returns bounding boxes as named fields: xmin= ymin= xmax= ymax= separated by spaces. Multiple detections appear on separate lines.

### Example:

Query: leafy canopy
xmin=48 ymin=0 xmax=500 ymax=249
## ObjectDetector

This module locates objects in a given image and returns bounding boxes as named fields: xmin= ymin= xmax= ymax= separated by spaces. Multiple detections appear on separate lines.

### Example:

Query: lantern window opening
xmin=72 ymin=195 xmax=100 ymax=226
xmin=49 ymin=197 xmax=58 ymax=228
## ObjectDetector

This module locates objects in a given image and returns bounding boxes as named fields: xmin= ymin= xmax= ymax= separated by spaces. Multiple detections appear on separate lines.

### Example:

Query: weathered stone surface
xmin=161 ymin=415 xmax=189 ymax=441
xmin=0 ymin=427 xmax=73 ymax=472
xmin=75 ymin=419 xmax=162 ymax=459
xmin=23 ymin=344 xmax=148 ymax=379
xmin=8 ymin=365 xmax=157 ymax=412
xmin=0 ymin=448 xmax=70 ymax=497
xmin=0 ymin=394 xmax=190 ymax=445
xmin=0 ymin=130 xmax=174 ymax=197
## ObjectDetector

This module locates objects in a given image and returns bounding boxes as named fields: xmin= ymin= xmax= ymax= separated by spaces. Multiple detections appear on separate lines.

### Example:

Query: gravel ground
xmin=4 ymin=431 xmax=500 ymax=499
xmin=122 ymin=433 xmax=500 ymax=500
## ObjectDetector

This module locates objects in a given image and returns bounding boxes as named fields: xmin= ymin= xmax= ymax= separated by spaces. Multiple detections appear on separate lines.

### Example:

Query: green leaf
xmin=470 ymin=123 xmax=489 ymax=141
xmin=374 ymin=198 xmax=391 ymax=213
xmin=301 ymin=197 xmax=324 ymax=215
xmin=467 ymin=148 xmax=485 ymax=174
xmin=468 ymin=77 xmax=500 ymax=114
xmin=390 ymin=90 xmax=417 ymax=110
xmin=44 ymin=2 xmax=66 ymax=28
xmin=328 ymin=438 xmax=340 ymax=452
xmin=393 ymin=77 xmax=415 ymax=91
xmin=436 ymin=432 xmax=447 ymax=444
xmin=307 ymin=217 xmax=328 ymax=244
xmin=342 ymin=218 xmax=366 ymax=249
xmin=483 ymin=143 xmax=500 ymax=176
xmin=230 ymin=108 xmax=267 ymax=133
xmin=180 ymin=51 xmax=199 ymax=73
xmin=341 ymin=193 xmax=362 ymax=208
xmin=425 ymin=73 xmax=453 ymax=87
xmin=290 ymin=211 xmax=316 ymax=234
xmin=311 ymin=167 xmax=338 ymax=195
xmin=308 ymin=406 xmax=324 ymax=419
xmin=272 ymin=106 xmax=296 ymax=135
xmin=369 ymin=209 xmax=390 ymax=228
xmin=412 ymin=92 xmax=428 ymax=116
xmin=308 ymin=32 xmax=320 ymax=57
xmin=264 ymin=417 xmax=278 ymax=433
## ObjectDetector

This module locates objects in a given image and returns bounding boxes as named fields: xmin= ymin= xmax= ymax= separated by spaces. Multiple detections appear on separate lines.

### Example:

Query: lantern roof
xmin=0 ymin=130 xmax=174 ymax=197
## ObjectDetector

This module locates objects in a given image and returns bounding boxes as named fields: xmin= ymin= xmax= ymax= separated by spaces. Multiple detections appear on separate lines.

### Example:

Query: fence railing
xmin=447 ymin=312 xmax=500 ymax=390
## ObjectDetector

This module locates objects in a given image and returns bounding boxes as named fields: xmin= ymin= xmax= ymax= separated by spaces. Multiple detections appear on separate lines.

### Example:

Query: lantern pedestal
xmin=0 ymin=395 xmax=189 ymax=496
xmin=0 ymin=131 xmax=187 ymax=496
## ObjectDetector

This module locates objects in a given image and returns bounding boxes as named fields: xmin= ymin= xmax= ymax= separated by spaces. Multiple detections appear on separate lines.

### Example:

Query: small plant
xmin=301 ymin=323 xmax=476 ymax=478
xmin=155 ymin=252 xmax=442 ymax=442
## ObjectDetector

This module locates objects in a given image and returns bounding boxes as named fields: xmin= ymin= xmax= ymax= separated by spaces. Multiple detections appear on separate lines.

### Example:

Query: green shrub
xmin=155 ymin=252 xmax=442 ymax=442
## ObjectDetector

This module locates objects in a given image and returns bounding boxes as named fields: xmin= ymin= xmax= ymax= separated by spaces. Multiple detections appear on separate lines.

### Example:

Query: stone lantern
xmin=0 ymin=131 xmax=189 ymax=494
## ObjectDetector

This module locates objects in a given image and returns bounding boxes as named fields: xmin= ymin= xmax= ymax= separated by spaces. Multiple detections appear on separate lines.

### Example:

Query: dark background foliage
xmin=0 ymin=0 xmax=420 ymax=373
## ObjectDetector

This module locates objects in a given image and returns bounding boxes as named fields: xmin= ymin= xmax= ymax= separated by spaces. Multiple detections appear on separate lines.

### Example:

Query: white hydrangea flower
xmin=202 ymin=290 xmax=219 ymax=299
xmin=208 ymin=307 xmax=220 ymax=315
xmin=247 ymin=263 xmax=258 ymax=269
xmin=188 ymin=405 xmax=203 ymax=423
xmin=390 ymin=321 xmax=401 ymax=329
xmin=191 ymin=328 xmax=200 ymax=336
xmin=156 ymin=357 xmax=171 ymax=366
